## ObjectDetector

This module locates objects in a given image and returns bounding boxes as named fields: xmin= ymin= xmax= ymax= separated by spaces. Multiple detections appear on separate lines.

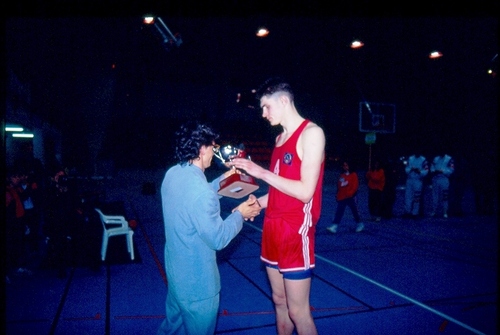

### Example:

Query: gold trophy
xmin=213 ymin=144 xmax=259 ymax=199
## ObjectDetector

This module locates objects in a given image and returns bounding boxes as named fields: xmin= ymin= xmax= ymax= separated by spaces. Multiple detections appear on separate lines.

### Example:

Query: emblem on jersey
xmin=283 ymin=152 xmax=293 ymax=165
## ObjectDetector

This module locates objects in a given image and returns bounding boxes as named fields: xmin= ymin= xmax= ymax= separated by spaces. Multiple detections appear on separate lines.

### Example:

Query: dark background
xmin=5 ymin=2 xmax=498 ymax=172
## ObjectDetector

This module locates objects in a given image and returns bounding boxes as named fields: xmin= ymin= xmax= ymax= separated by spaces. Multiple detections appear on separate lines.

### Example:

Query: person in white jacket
xmin=430 ymin=153 xmax=455 ymax=218
xmin=404 ymin=153 xmax=429 ymax=218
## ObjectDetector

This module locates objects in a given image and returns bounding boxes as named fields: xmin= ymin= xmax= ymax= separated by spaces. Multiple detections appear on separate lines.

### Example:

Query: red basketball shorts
xmin=260 ymin=216 xmax=316 ymax=272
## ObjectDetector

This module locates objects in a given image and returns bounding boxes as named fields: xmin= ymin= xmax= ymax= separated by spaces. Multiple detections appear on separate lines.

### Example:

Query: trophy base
xmin=218 ymin=173 xmax=259 ymax=199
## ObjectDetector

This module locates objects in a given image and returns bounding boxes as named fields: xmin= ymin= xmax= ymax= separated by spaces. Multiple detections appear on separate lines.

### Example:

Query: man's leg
xmin=412 ymin=181 xmax=423 ymax=216
xmin=441 ymin=178 xmax=450 ymax=217
xmin=284 ymin=277 xmax=317 ymax=335
xmin=347 ymin=197 xmax=361 ymax=223
xmin=333 ymin=199 xmax=346 ymax=223
xmin=431 ymin=179 xmax=439 ymax=215
xmin=267 ymin=267 xmax=295 ymax=335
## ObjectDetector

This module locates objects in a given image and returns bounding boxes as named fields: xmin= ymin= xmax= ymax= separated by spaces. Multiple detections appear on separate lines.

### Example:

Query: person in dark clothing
xmin=5 ymin=167 xmax=32 ymax=281
xmin=327 ymin=160 xmax=364 ymax=233
xmin=366 ymin=159 xmax=385 ymax=222
xmin=43 ymin=169 xmax=79 ymax=278
xmin=19 ymin=170 xmax=42 ymax=254
xmin=381 ymin=159 xmax=399 ymax=219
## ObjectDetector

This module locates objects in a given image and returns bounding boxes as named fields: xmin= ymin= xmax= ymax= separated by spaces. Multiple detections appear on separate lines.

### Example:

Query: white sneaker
xmin=355 ymin=222 xmax=365 ymax=233
xmin=326 ymin=224 xmax=338 ymax=234
xmin=443 ymin=213 xmax=448 ymax=218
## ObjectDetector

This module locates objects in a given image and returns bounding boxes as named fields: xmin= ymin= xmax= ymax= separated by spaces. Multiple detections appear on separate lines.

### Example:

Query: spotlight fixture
xmin=429 ymin=51 xmax=443 ymax=59
xmin=143 ymin=16 xmax=182 ymax=51
xmin=256 ymin=27 xmax=269 ymax=37
xmin=351 ymin=39 xmax=364 ymax=49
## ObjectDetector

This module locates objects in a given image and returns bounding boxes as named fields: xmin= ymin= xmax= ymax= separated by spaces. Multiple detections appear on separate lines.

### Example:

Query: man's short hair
xmin=256 ymin=77 xmax=294 ymax=102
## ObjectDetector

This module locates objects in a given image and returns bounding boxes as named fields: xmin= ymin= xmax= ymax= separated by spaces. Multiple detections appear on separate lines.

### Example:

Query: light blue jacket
xmin=431 ymin=155 xmax=455 ymax=178
xmin=405 ymin=155 xmax=429 ymax=180
xmin=161 ymin=163 xmax=243 ymax=302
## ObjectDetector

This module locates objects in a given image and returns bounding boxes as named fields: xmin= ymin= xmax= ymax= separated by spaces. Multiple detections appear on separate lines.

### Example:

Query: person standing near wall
xmin=366 ymin=159 xmax=385 ymax=222
xmin=5 ymin=167 xmax=31 ymax=282
xmin=403 ymin=152 xmax=429 ymax=218
xmin=430 ymin=152 xmax=455 ymax=218
xmin=327 ymin=160 xmax=364 ymax=234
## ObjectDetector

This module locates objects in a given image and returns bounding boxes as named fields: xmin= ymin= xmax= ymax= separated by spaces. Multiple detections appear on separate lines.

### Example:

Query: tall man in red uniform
xmin=230 ymin=77 xmax=325 ymax=335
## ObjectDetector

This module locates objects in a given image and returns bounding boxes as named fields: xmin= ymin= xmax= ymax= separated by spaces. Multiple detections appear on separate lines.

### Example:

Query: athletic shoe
xmin=443 ymin=213 xmax=448 ymax=218
xmin=375 ymin=217 xmax=382 ymax=222
xmin=326 ymin=224 xmax=338 ymax=234
xmin=355 ymin=222 xmax=365 ymax=233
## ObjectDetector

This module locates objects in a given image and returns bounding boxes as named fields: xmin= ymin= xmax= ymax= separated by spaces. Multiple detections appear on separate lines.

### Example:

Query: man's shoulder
xmin=302 ymin=121 xmax=325 ymax=140
xmin=304 ymin=120 xmax=323 ymax=131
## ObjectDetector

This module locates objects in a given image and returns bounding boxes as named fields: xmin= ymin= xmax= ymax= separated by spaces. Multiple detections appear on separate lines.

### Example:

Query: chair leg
xmin=128 ymin=231 xmax=135 ymax=261
xmin=101 ymin=233 xmax=108 ymax=261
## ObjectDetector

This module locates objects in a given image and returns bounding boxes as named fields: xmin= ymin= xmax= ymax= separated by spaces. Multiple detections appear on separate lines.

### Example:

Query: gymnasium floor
xmin=5 ymin=168 xmax=497 ymax=335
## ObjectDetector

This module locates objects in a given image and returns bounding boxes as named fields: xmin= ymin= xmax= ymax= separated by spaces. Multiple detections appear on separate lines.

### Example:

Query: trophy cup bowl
xmin=213 ymin=144 xmax=259 ymax=199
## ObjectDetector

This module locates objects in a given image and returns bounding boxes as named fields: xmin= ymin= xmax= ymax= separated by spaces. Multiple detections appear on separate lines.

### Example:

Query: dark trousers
xmin=368 ymin=188 xmax=383 ymax=217
xmin=333 ymin=197 xmax=361 ymax=224
xmin=6 ymin=220 xmax=27 ymax=272
xmin=22 ymin=208 xmax=40 ymax=252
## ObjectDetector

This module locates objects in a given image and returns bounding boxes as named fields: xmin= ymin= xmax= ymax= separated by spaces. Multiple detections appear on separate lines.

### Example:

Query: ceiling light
xmin=144 ymin=16 xmax=182 ymax=50
xmin=256 ymin=28 xmax=269 ymax=37
xmin=5 ymin=126 xmax=24 ymax=132
xmin=351 ymin=40 xmax=364 ymax=49
xmin=429 ymin=51 xmax=443 ymax=59
xmin=12 ymin=133 xmax=34 ymax=138
xmin=143 ymin=16 xmax=155 ymax=24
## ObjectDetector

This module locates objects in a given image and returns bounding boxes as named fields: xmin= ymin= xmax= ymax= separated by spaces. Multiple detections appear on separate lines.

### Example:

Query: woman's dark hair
xmin=174 ymin=121 xmax=219 ymax=164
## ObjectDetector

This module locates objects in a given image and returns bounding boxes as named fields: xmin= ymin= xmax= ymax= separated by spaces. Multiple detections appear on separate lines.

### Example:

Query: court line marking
xmin=244 ymin=221 xmax=487 ymax=335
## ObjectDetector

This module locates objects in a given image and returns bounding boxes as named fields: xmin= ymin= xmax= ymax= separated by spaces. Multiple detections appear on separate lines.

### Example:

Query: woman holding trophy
xmin=157 ymin=121 xmax=261 ymax=335
xmin=229 ymin=77 xmax=325 ymax=335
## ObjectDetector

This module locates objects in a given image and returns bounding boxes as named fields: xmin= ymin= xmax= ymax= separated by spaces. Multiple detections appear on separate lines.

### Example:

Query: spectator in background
xmin=366 ymin=159 xmax=385 ymax=222
xmin=44 ymin=168 xmax=79 ymax=278
xmin=327 ymin=160 xmax=364 ymax=234
xmin=430 ymin=152 xmax=455 ymax=218
xmin=14 ymin=142 xmax=46 ymax=201
xmin=19 ymin=169 xmax=42 ymax=255
xmin=5 ymin=167 xmax=32 ymax=282
xmin=403 ymin=152 xmax=429 ymax=219
xmin=381 ymin=158 xmax=399 ymax=219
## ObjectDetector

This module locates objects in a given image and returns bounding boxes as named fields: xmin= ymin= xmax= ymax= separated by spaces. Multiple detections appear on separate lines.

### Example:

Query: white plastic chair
xmin=94 ymin=208 xmax=135 ymax=261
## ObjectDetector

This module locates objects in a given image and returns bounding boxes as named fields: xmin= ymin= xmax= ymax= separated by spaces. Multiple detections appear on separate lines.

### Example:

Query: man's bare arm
xmin=229 ymin=123 xmax=325 ymax=203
